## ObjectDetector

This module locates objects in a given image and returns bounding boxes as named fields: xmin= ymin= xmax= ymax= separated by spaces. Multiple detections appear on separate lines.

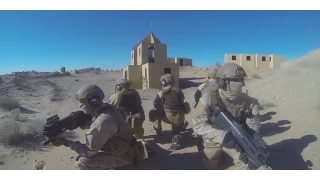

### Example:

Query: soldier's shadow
xmin=267 ymin=134 xmax=317 ymax=170
xmin=259 ymin=111 xmax=292 ymax=137
xmin=143 ymin=128 xmax=197 ymax=149
xmin=260 ymin=120 xmax=292 ymax=137
xmin=260 ymin=111 xmax=277 ymax=122
xmin=135 ymin=142 xmax=205 ymax=170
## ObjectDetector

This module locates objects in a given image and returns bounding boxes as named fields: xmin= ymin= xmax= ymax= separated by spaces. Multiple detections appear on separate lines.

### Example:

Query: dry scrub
xmin=0 ymin=108 xmax=43 ymax=146
xmin=11 ymin=74 xmax=30 ymax=89
xmin=251 ymin=74 xmax=261 ymax=79
xmin=63 ymin=72 xmax=72 ymax=76
xmin=0 ymin=96 xmax=21 ymax=111
xmin=47 ymin=81 xmax=63 ymax=102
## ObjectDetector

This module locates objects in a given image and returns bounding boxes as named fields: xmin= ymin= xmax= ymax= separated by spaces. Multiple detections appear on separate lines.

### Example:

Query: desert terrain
xmin=0 ymin=49 xmax=319 ymax=170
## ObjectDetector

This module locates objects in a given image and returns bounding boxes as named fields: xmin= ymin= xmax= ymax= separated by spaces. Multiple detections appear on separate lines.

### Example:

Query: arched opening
xmin=148 ymin=45 xmax=155 ymax=63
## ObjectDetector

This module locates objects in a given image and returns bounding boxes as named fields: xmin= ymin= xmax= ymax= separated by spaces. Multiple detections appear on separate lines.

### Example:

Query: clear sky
xmin=0 ymin=10 xmax=319 ymax=74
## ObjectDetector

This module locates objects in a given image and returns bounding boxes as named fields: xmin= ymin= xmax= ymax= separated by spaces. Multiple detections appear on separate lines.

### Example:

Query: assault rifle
xmin=210 ymin=105 xmax=272 ymax=170
xmin=34 ymin=111 xmax=92 ymax=145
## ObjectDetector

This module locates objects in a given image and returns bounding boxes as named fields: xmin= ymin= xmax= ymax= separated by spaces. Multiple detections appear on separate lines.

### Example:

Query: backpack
xmin=117 ymin=89 xmax=142 ymax=115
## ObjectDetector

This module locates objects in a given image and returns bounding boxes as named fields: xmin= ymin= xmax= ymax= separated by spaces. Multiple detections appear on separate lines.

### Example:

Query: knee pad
xmin=202 ymin=148 xmax=223 ymax=170
xmin=201 ymin=152 xmax=220 ymax=170
xmin=133 ymin=127 xmax=144 ymax=139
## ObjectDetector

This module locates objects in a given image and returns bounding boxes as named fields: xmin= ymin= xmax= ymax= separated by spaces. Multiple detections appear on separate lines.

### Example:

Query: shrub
xmin=0 ymin=96 xmax=21 ymax=111
xmin=251 ymin=74 xmax=261 ymax=79
xmin=131 ymin=79 xmax=143 ymax=89
xmin=0 ymin=107 xmax=43 ymax=146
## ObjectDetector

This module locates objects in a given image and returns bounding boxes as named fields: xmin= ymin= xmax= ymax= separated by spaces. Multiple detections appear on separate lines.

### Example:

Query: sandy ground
xmin=0 ymin=49 xmax=319 ymax=170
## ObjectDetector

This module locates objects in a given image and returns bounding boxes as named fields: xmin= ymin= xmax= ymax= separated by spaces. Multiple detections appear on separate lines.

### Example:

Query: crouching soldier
xmin=194 ymin=66 xmax=219 ymax=108
xmin=50 ymin=84 xmax=151 ymax=170
xmin=149 ymin=73 xmax=191 ymax=151
xmin=109 ymin=78 xmax=145 ymax=140
xmin=192 ymin=63 xmax=270 ymax=170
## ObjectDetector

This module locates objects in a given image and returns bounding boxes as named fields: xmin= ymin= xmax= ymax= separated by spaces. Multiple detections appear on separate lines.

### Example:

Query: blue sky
xmin=0 ymin=10 xmax=319 ymax=74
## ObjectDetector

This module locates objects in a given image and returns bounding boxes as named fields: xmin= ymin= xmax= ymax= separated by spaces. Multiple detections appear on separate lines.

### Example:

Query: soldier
xmin=194 ymin=66 xmax=219 ymax=108
xmin=109 ymin=78 xmax=145 ymax=140
xmin=192 ymin=63 xmax=267 ymax=170
xmin=50 ymin=84 xmax=150 ymax=170
xmin=149 ymin=73 xmax=190 ymax=151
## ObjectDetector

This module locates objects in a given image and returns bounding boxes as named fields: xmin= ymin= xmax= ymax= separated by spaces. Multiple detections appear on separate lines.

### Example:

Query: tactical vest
xmin=159 ymin=87 xmax=183 ymax=111
xmin=116 ymin=89 xmax=141 ymax=115
xmin=209 ymin=89 xmax=251 ymax=126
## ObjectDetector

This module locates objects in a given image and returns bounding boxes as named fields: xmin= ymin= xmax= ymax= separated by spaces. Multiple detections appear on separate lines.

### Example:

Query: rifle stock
xmin=211 ymin=105 xmax=271 ymax=169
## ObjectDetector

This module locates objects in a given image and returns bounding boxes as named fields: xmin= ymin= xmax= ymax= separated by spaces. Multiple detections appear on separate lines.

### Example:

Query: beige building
xmin=224 ymin=53 xmax=285 ymax=71
xmin=123 ymin=31 xmax=192 ymax=89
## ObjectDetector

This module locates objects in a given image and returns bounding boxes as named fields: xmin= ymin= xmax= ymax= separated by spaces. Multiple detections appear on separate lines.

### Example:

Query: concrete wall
xmin=255 ymin=54 xmax=270 ymax=69
xmin=225 ymin=54 xmax=241 ymax=65
xmin=270 ymin=54 xmax=285 ymax=68
xmin=123 ymin=65 xmax=142 ymax=89
xmin=142 ymin=63 xmax=179 ymax=89
xmin=224 ymin=53 xmax=285 ymax=70
xmin=167 ymin=57 xmax=193 ymax=66
xmin=184 ymin=58 xmax=193 ymax=66
xmin=136 ymin=42 xmax=168 ymax=65
xmin=240 ymin=54 xmax=256 ymax=71
xmin=167 ymin=57 xmax=175 ymax=64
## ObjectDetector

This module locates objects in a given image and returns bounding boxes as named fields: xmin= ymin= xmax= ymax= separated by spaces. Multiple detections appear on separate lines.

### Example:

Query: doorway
xmin=164 ymin=68 xmax=171 ymax=74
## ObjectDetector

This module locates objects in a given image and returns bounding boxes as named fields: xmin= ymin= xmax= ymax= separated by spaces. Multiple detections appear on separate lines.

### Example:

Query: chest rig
xmin=209 ymin=89 xmax=251 ymax=127
xmin=116 ymin=89 xmax=141 ymax=115
xmin=159 ymin=86 xmax=183 ymax=111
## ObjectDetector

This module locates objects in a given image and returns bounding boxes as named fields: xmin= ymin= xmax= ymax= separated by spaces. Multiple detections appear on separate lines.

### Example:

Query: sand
xmin=0 ymin=49 xmax=319 ymax=170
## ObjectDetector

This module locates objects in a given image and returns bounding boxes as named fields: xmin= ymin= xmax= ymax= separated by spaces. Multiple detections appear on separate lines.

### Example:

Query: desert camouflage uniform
xmin=109 ymin=89 xmax=145 ymax=139
xmin=192 ymin=63 xmax=267 ymax=170
xmin=61 ymin=84 xmax=149 ymax=170
xmin=149 ymin=74 xmax=189 ymax=149
xmin=150 ymin=85 xmax=187 ymax=135
xmin=194 ymin=67 xmax=219 ymax=107
xmin=64 ymin=103 xmax=139 ymax=170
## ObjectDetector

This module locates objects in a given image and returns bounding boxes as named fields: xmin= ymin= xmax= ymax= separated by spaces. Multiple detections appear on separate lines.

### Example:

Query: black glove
xmin=223 ymin=132 xmax=236 ymax=149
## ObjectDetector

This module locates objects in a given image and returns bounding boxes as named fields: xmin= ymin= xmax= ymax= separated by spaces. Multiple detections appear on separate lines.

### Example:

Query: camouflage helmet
xmin=216 ymin=63 xmax=246 ymax=79
xmin=208 ymin=66 xmax=219 ymax=79
xmin=116 ymin=78 xmax=132 ymax=90
xmin=75 ymin=84 xmax=105 ymax=101
xmin=160 ymin=73 xmax=174 ymax=85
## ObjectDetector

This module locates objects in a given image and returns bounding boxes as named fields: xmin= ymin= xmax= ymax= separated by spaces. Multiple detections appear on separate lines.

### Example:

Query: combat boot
xmin=168 ymin=134 xmax=181 ymax=151
xmin=153 ymin=126 xmax=162 ymax=136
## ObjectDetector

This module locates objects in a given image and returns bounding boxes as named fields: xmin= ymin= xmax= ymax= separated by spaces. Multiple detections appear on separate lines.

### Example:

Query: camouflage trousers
xmin=75 ymin=151 xmax=133 ymax=170
xmin=126 ymin=114 xmax=145 ymax=139
xmin=201 ymin=141 xmax=269 ymax=170
xmin=75 ymin=139 xmax=149 ymax=170
xmin=149 ymin=109 xmax=186 ymax=135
